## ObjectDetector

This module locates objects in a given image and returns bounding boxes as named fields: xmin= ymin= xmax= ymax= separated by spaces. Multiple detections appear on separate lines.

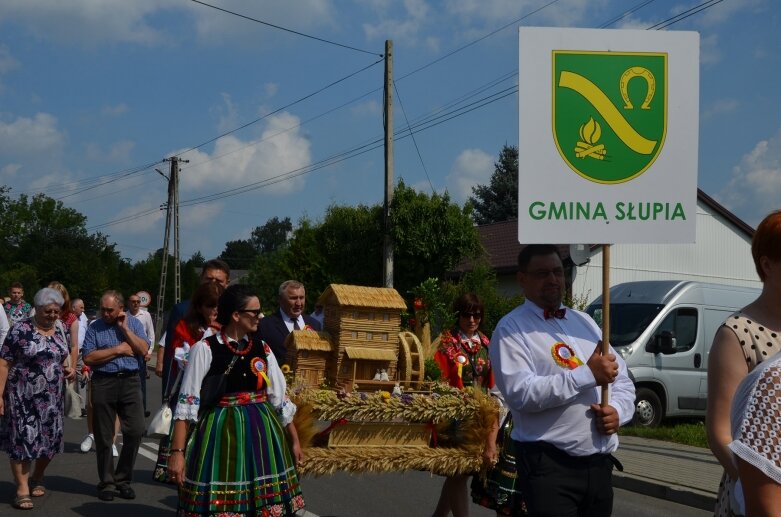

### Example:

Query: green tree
xmin=469 ymin=144 xmax=519 ymax=224
xmin=318 ymin=204 xmax=383 ymax=286
xmin=219 ymin=239 xmax=258 ymax=269
xmin=251 ymin=216 xmax=292 ymax=253
xmin=391 ymin=180 xmax=480 ymax=297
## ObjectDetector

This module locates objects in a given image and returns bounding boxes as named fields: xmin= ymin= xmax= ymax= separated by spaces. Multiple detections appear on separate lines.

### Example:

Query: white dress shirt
xmin=282 ymin=309 xmax=304 ymax=332
xmin=131 ymin=308 xmax=155 ymax=353
xmin=0 ymin=308 xmax=9 ymax=344
xmin=490 ymin=300 xmax=635 ymax=457
xmin=77 ymin=312 xmax=89 ymax=350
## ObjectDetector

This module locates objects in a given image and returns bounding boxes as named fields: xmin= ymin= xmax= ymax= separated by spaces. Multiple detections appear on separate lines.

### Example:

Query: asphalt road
xmin=0 ymin=370 xmax=711 ymax=516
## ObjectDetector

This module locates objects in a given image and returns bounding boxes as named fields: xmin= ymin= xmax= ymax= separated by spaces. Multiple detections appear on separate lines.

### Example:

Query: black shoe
xmin=144 ymin=411 xmax=151 ymax=417
xmin=80 ymin=409 xmax=88 ymax=418
xmin=117 ymin=486 xmax=136 ymax=500
xmin=98 ymin=491 xmax=114 ymax=501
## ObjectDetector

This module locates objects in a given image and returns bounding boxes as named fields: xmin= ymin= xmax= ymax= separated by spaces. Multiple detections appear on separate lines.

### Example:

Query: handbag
xmin=64 ymin=380 xmax=83 ymax=419
xmin=198 ymin=353 xmax=241 ymax=417
xmin=147 ymin=404 xmax=173 ymax=439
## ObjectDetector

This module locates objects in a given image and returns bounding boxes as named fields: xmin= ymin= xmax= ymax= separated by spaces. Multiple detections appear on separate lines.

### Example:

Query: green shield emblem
xmin=553 ymin=51 xmax=667 ymax=184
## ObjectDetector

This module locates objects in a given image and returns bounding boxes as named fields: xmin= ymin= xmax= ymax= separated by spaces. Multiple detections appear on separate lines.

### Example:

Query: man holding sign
xmin=489 ymin=245 xmax=635 ymax=516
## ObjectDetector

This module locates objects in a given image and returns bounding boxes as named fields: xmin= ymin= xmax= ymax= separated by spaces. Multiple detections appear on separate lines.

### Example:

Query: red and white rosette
xmin=249 ymin=356 xmax=271 ymax=390
xmin=551 ymin=342 xmax=583 ymax=370
xmin=454 ymin=352 xmax=469 ymax=378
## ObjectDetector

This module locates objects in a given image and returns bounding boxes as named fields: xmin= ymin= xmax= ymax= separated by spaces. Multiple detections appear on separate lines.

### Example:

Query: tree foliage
xmin=469 ymin=144 xmax=519 ymax=224
xmin=219 ymin=239 xmax=258 ymax=270
xmin=251 ymin=216 xmax=292 ymax=254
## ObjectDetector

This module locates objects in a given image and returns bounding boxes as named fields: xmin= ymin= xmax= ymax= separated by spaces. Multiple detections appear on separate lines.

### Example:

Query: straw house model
xmin=284 ymin=330 xmax=334 ymax=388
xmin=316 ymin=284 xmax=408 ymax=385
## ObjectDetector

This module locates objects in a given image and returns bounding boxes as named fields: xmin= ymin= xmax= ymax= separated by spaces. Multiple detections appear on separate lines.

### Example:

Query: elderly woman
xmin=0 ymin=288 xmax=74 ymax=510
xmin=707 ymin=210 xmax=781 ymax=516
xmin=168 ymin=284 xmax=304 ymax=516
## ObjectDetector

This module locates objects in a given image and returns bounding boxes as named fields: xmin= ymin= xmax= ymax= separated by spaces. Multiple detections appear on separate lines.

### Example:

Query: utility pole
xmin=154 ymin=156 xmax=187 ymax=339
xmin=383 ymin=39 xmax=394 ymax=288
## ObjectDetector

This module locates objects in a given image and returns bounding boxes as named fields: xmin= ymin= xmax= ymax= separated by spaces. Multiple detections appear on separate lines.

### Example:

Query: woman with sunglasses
xmin=431 ymin=293 xmax=519 ymax=517
xmin=168 ymin=284 xmax=304 ymax=516
xmin=153 ymin=281 xmax=224 ymax=484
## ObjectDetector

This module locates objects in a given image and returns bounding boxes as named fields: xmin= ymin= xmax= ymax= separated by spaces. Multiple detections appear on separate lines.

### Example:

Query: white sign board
xmin=518 ymin=27 xmax=699 ymax=244
xmin=136 ymin=290 xmax=152 ymax=308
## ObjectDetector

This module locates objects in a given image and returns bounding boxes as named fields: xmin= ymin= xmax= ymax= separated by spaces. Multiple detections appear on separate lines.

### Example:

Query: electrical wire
xmin=190 ymin=0 xmax=382 ymax=57
xmin=393 ymin=81 xmax=434 ymax=193
xmin=176 ymin=57 xmax=384 ymax=157
xmin=599 ymin=0 xmax=658 ymax=28
xmin=647 ymin=0 xmax=725 ymax=30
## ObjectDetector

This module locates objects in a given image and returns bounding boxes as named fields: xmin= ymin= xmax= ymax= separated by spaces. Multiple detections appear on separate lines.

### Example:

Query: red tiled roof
xmin=454 ymin=220 xmax=570 ymax=274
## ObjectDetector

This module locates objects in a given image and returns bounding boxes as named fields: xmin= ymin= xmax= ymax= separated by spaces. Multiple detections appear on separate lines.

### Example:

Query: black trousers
xmin=515 ymin=441 xmax=615 ymax=517
xmin=90 ymin=373 xmax=145 ymax=492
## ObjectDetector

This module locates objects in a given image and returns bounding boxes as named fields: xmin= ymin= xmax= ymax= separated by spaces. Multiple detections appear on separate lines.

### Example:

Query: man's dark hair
xmin=10 ymin=282 xmax=23 ymax=290
xmin=202 ymin=259 xmax=231 ymax=277
xmin=517 ymin=244 xmax=562 ymax=271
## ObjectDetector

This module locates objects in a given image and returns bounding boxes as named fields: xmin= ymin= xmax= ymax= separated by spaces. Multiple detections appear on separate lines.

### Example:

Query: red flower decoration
xmin=413 ymin=298 xmax=425 ymax=311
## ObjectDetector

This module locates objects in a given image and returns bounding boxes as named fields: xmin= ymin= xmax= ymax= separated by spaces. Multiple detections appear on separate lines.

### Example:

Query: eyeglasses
xmin=239 ymin=309 xmax=262 ymax=317
xmin=526 ymin=268 xmax=565 ymax=280
xmin=460 ymin=312 xmax=482 ymax=320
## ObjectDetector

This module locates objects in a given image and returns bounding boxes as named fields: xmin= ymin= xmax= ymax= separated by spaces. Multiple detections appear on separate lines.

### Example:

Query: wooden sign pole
xmin=600 ymin=244 xmax=611 ymax=407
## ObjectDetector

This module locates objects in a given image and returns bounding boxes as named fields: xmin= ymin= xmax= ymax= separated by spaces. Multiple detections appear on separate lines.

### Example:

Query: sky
xmin=1 ymin=0 xmax=779 ymax=265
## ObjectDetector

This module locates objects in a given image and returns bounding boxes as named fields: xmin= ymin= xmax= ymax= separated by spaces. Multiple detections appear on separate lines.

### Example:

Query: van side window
xmin=657 ymin=308 xmax=698 ymax=352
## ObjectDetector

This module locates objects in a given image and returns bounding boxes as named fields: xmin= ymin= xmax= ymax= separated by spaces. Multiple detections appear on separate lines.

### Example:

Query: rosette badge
xmin=551 ymin=342 xmax=583 ymax=370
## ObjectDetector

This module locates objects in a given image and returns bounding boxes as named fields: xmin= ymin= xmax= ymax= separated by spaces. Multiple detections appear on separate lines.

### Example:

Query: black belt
xmin=92 ymin=370 xmax=139 ymax=378
xmin=515 ymin=441 xmax=624 ymax=471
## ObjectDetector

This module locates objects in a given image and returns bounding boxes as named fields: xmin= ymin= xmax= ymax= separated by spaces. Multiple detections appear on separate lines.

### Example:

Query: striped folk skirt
xmin=178 ymin=392 xmax=305 ymax=516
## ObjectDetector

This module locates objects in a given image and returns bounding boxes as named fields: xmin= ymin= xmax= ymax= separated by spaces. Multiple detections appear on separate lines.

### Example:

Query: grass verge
xmin=619 ymin=419 xmax=708 ymax=449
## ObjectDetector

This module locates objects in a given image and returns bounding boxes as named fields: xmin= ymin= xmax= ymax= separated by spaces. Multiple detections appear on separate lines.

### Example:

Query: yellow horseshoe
xmin=620 ymin=67 xmax=655 ymax=110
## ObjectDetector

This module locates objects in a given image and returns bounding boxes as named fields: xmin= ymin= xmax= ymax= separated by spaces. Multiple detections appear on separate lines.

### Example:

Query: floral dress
xmin=0 ymin=319 xmax=69 ymax=460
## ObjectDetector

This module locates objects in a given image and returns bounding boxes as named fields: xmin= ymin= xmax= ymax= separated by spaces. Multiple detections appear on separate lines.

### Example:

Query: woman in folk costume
xmin=431 ymin=293 xmax=522 ymax=517
xmin=153 ymin=281 xmax=223 ymax=484
xmin=168 ymin=284 xmax=304 ymax=516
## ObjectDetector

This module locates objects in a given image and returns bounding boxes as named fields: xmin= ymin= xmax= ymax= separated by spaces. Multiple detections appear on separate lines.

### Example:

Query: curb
xmin=613 ymin=471 xmax=716 ymax=512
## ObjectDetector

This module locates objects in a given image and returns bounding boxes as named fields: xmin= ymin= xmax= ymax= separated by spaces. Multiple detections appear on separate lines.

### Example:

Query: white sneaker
xmin=112 ymin=444 xmax=119 ymax=457
xmin=80 ymin=433 xmax=94 ymax=453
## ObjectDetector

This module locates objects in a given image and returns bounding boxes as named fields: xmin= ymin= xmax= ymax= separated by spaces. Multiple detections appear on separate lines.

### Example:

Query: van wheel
xmin=633 ymin=387 xmax=662 ymax=427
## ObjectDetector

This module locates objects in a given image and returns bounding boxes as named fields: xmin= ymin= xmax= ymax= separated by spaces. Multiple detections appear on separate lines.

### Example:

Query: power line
xmin=599 ymin=0 xmax=658 ymax=28
xmin=396 ymin=0 xmax=563 ymax=82
xmin=190 ymin=0 xmax=382 ymax=57
xmin=176 ymin=57 xmax=384 ymax=157
xmin=393 ymin=82 xmax=434 ymax=193
xmin=648 ymin=0 xmax=725 ymax=30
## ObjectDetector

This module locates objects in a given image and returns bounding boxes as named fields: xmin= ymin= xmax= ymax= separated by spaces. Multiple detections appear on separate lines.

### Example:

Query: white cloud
xmin=0 ymin=0 xmax=169 ymax=46
xmin=718 ymin=126 xmax=781 ymax=225
xmin=0 ymin=44 xmax=20 ymax=92
xmin=112 ymin=198 xmax=167 ymax=235
xmin=0 ymin=112 xmax=65 ymax=157
xmin=700 ymin=34 xmax=721 ymax=66
xmin=1 ymin=163 xmax=21 ymax=177
xmin=213 ymin=93 xmax=239 ymax=134
xmin=446 ymin=148 xmax=493 ymax=202
xmin=264 ymin=83 xmax=279 ymax=98
xmin=101 ymin=103 xmax=129 ymax=117
xmin=363 ymin=0 xmax=430 ymax=43
xmin=85 ymin=140 xmax=135 ymax=162
xmin=703 ymin=98 xmax=739 ymax=120
xmin=351 ymin=99 xmax=381 ymax=117
xmin=178 ymin=111 xmax=311 ymax=195
xmin=446 ymin=0 xmax=608 ymax=28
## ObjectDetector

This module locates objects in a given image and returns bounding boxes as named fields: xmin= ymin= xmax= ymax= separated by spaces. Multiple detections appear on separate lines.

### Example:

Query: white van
xmin=586 ymin=280 xmax=760 ymax=427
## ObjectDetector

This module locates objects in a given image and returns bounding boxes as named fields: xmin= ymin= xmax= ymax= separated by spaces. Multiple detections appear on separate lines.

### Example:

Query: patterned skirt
xmin=178 ymin=392 xmax=305 ymax=516
xmin=471 ymin=415 xmax=526 ymax=515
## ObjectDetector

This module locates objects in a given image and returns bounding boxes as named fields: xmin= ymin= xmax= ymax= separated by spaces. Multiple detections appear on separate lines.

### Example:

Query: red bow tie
xmin=544 ymin=308 xmax=566 ymax=319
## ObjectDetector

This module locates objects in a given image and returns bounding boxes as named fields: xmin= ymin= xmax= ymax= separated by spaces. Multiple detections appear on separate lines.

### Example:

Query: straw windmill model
xmin=288 ymin=284 xmax=425 ymax=389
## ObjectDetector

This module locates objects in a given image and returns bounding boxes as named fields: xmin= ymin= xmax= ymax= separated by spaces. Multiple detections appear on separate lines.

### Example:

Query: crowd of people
xmin=0 ymin=210 xmax=779 ymax=516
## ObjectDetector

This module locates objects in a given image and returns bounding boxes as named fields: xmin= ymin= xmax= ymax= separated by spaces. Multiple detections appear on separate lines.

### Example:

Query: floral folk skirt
xmin=178 ymin=392 xmax=305 ymax=516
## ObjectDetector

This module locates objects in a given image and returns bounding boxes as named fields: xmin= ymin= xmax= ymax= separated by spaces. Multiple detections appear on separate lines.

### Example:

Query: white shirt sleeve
xmin=265 ymin=343 xmax=296 ymax=426
xmin=173 ymin=339 xmax=212 ymax=422
xmin=0 ymin=307 xmax=9 ymax=344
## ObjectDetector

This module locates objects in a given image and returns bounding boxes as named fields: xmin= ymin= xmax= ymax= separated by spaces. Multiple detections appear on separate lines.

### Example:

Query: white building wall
xmin=572 ymin=200 xmax=760 ymax=305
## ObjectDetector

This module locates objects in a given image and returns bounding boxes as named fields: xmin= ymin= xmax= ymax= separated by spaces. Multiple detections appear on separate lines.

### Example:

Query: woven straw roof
xmin=285 ymin=330 xmax=333 ymax=352
xmin=344 ymin=346 xmax=397 ymax=361
xmin=317 ymin=284 xmax=407 ymax=310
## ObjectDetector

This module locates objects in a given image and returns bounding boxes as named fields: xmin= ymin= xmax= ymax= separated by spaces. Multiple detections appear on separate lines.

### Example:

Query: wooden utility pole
xmin=383 ymin=40 xmax=394 ymax=288
xmin=154 ymin=156 xmax=187 ymax=339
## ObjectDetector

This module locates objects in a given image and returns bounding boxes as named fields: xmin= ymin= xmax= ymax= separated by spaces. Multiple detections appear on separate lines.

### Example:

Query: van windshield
xmin=586 ymin=303 xmax=665 ymax=347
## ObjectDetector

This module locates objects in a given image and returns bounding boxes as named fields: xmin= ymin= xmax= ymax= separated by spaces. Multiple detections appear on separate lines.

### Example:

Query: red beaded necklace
xmin=221 ymin=331 xmax=252 ymax=356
